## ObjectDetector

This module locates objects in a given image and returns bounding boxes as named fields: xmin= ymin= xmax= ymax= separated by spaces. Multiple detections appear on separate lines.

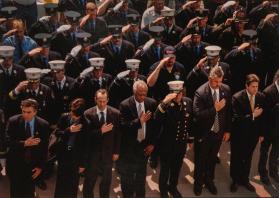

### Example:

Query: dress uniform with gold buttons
xmin=9 ymin=68 xmax=54 ymax=123
xmin=154 ymin=80 xmax=193 ymax=198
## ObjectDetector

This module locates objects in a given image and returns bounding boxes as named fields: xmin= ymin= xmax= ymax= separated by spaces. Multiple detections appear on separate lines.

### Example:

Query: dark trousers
xmin=54 ymin=151 xmax=80 ymax=198
xmin=120 ymin=160 xmax=147 ymax=198
xmin=83 ymin=162 xmax=112 ymax=198
xmin=159 ymin=145 xmax=185 ymax=192
xmin=230 ymin=134 xmax=258 ymax=184
xmin=258 ymin=136 xmax=279 ymax=177
xmin=194 ymin=132 xmax=223 ymax=186
xmin=119 ymin=144 xmax=148 ymax=198
xmin=8 ymin=163 xmax=35 ymax=198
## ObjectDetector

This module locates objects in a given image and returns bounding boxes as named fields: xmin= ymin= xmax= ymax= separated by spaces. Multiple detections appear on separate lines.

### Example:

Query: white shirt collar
xmin=246 ymin=90 xmax=255 ymax=100
xmin=134 ymin=97 xmax=144 ymax=108
xmin=209 ymin=85 xmax=219 ymax=95
xmin=57 ymin=76 xmax=66 ymax=87
xmin=97 ymin=106 xmax=107 ymax=115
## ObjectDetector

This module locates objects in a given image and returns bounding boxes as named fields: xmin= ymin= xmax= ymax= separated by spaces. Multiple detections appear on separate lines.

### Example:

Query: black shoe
xmin=270 ymin=174 xmax=279 ymax=183
xmin=149 ymin=158 xmax=158 ymax=169
xmin=230 ymin=181 xmax=238 ymax=193
xmin=168 ymin=187 xmax=182 ymax=198
xmin=243 ymin=182 xmax=255 ymax=192
xmin=36 ymin=180 xmax=47 ymax=191
xmin=193 ymin=184 xmax=202 ymax=196
xmin=260 ymin=176 xmax=271 ymax=185
xmin=160 ymin=191 xmax=169 ymax=198
xmin=205 ymin=182 xmax=217 ymax=195
xmin=216 ymin=156 xmax=221 ymax=164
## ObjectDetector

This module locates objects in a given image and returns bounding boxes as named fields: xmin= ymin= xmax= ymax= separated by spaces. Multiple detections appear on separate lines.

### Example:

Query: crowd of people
xmin=0 ymin=0 xmax=279 ymax=197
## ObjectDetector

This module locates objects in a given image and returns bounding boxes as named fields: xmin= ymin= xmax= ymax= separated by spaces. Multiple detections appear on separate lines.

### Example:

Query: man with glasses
xmin=80 ymin=2 xmax=109 ymax=44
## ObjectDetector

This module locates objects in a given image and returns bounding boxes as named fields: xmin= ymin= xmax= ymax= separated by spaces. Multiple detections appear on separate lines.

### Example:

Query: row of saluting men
xmin=2 ymin=64 xmax=279 ymax=198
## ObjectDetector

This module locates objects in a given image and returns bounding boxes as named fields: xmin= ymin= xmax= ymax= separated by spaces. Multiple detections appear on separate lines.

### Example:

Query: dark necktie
xmin=100 ymin=111 xmax=105 ymax=125
xmin=133 ymin=33 xmax=138 ymax=46
xmin=212 ymin=90 xmax=220 ymax=133
xmin=58 ymin=82 xmax=62 ymax=90
xmin=90 ymin=20 xmax=95 ymax=32
xmin=32 ymin=91 xmax=37 ymax=98
xmin=25 ymin=122 xmax=32 ymax=162
xmin=195 ymin=46 xmax=200 ymax=56
xmin=115 ymin=46 xmax=120 ymax=55
xmin=42 ymin=56 xmax=48 ymax=66
xmin=250 ymin=49 xmax=255 ymax=62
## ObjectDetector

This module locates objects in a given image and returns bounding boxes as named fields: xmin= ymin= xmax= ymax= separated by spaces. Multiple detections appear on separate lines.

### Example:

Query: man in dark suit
xmin=230 ymin=74 xmax=265 ymax=193
xmin=91 ymin=25 xmax=135 ymax=76
xmin=193 ymin=66 xmax=231 ymax=196
xmin=19 ymin=33 xmax=62 ymax=69
xmin=83 ymin=89 xmax=121 ymax=198
xmin=79 ymin=2 xmax=109 ymax=44
xmin=0 ymin=46 xmax=26 ymax=119
xmin=258 ymin=69 xmax=279 ymax=185
xmin=118 ymin=80 xmax=157 ymax=198
xmin=155 ymin=81 xmax=193 ymax=198
xmin=6 ymin=99 xmax=49 ymax=198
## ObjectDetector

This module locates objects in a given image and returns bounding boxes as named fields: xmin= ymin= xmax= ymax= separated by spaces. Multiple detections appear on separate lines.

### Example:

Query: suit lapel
xmin=242 ymin=90 xmax=252 ymax=113
xmin=129 ymin=97 xmax=138 ymax=118
xmin=205 ymin=83 xmax=214 ymax=106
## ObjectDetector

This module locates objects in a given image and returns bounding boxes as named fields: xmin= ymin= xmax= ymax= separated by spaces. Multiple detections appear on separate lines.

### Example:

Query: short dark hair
xmin=70 ymin=98 xmax=86 ymax=116
xmin=95 ymin=89 xmax=108 ymax=98
xmin=246 ymin=74 xmax=260 ymax=86
xmin=21 ymin=98 xmax=39 ymax=110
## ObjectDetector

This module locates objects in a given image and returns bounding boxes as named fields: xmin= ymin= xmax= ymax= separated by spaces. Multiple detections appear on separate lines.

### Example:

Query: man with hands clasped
xmin=83 ymin=89 xmax=121 ymax=198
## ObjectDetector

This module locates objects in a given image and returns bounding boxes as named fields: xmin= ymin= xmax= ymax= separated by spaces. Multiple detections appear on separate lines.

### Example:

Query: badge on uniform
xmin=170 ymin=103 xmax=174 ymax=107
xmin=174 ymin=72 xmax=180 ymax=80
xmin=186 ymin=113 xmax=189 ymax=117
xmin=39 ymin=91 xmax=43 ymax=95
xmin=13 ymin=70 xmax=17 ymax=74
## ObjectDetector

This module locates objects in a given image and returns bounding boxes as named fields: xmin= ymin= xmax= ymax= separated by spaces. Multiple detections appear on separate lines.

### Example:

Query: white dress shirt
xmin=135 ymin=98 xmax=146 ymax=141
xmin=97 ymin=107 xmax=107 ymax=123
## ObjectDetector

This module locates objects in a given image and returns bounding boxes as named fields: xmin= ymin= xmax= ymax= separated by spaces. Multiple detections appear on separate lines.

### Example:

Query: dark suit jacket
xmin=193 ymin=82 xmax=232 ymax=139
xmin=263 ymin=83 xmax=279 ymax=138
xmin=58 ymin=0 xmax=87 ymax=14
xmin=51 ymin=32 xmax=77 ymax=59
xmin=6 ymin=115 xmax=49 ymax=175
xmin=161 ymin=25 xmax=183 ymax=46
xmin=19 ymin=51 xmax=62 ymax=69
xmin=84 ymin=106 xmax=121 ymax=165
xmin=118 ymin=96 xmax=158 ymax=163
xmin=232 ymin=89 xmax=265 ymax=138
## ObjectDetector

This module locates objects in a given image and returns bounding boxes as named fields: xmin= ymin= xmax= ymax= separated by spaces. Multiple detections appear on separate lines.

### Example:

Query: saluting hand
xmin=163 ymin=93 xmax=177 ymax=104
xmin=28 ymin=47 xmax=42 ymax=57
xmin=237 ymin=42 xmax=250 ymax=51
xmin=181 ymin=34 xmax=192 ymax=44
xmin=195 ymin=57 xmax=207 ymax=69
xmin=32 ymin=167 xmax=42 ymax=179
xmin=100 ymin=35 xmax=113 ymax=46
xmin=15 ymin=80 xmax=29 ymax=93
xmin=79 ymin=14 xmax=90 ymax=27
xmin=101 ymin=123 xmax=114 ymax=134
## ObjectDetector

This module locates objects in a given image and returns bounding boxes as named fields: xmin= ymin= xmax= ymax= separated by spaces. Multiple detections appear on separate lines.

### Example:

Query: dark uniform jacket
xmin=161 ymin=25 xmax=183 ymax=46
xmin=81 ymin=17 xmax=108 ymax=44
xmin=123 ymin=30 xmax=150 ymax=49
xmin=104 ymin=8 xmax=139 ymax=25
xmin=19 ymin=51 xmax=62 ymax=69
xmin=9 ymin=83 xmax=54 ymax=123
xmin=92 ymin=40 xmax=135 ymax=76
xmin=0 ymin=64 xmax=26 ymax=118
xmin=109 ymin=73 xmax=146 ymax=108
xmin=155 ymin=97 xmax=193 ymax=156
